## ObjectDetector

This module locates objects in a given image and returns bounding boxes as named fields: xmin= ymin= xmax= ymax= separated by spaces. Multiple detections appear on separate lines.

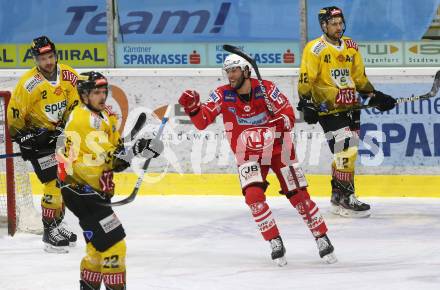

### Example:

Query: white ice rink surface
xmin=1 ymin=196 xmax=439 ymax=290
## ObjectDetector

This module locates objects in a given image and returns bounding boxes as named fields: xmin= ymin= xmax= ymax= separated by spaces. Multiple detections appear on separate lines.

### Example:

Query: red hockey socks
xmin=245 ymin=186 xmax=280 ymax=241
xmin=288 ymin=188 xmax=328 ymax=238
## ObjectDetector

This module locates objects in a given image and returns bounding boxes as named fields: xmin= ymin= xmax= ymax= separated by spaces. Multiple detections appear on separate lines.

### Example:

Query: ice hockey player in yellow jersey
xmin=58 ymin=71 xmax=163 ymax=289
xmin=7 ymin=36 xmax=78 ymax=252
xmin=297 ymin=7 xmax=397 ymax=218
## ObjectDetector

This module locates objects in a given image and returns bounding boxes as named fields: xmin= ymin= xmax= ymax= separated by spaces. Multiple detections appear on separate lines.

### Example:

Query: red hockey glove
xmin=268 ymin=114 xmax=292 ymax=134
xmin=179 ymin=90 xmax=201 ymax=116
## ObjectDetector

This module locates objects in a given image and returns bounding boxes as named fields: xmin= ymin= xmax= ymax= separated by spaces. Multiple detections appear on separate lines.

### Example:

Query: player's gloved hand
xmin=113 ymin=144 xmax=130 ymax=172
xmin=368 ymin=90 xmax=396 ymax=112
xmin=297 ymin=97 xmax=319 ymax=124
xmin=14 ymin=131 xmax=37 ymax=160
xmin=179 ymin=90 xmax=201 ymax=116
xmin=268 ymin=114 xmax=292 ymax=133
xmin=133 ymin=138 xmax=164 ymax=159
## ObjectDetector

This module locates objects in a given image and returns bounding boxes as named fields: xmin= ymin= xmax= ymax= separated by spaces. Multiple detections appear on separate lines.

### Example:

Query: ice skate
xmin=316 ymin=235 xmax=337 ymax=264
xmin=331 ymin=192 xmax=371 ymax=218
xmin=43 ymin=224 xmax=69 ymax=253
xmin=58 ymin=221 xmax=77 ymax=247
xmin=270 ymin=236 xmax=287 ymax=266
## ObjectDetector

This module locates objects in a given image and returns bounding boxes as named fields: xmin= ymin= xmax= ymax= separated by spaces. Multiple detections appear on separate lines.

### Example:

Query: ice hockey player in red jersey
xmin=179 ymin=54 xmax=337 ymax=265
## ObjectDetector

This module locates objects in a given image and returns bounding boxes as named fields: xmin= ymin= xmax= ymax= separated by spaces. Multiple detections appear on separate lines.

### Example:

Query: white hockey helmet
xmin=222 ymin=54 xmax=252 ymax=75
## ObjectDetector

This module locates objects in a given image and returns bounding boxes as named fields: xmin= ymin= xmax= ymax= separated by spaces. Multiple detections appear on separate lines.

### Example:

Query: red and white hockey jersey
xmin=190 ymin=78 xmax=295 ymax=163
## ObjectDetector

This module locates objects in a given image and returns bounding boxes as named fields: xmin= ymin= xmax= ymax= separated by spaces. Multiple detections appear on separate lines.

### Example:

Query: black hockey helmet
xmin=77 ymin=71 xmax=108 ymax=97
xmin=318 ymin=6 xmax=346 ymax=34
xmin=30 ymin=36 xmax=56 ymax=57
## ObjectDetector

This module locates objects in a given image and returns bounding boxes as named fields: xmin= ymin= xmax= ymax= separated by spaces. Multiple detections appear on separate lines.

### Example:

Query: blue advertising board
xmin=2 ymin=0 xmax=437 ymax=43
xmin=116 ymin=42 xmax=300 ymax=67
xmin=307 ymin=0 xmax=440 ymax=41
xmin=208 ymin=42 xmax=300 ymax=67
xmin=116 ymin=43 xmax=206 ymax=67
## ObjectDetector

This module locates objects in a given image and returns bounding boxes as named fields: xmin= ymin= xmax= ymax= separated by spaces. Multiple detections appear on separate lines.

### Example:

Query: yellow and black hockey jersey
xmin=298 ymin=35 xmax=375 ymax=113
xmin=7 ymin=64 xmax=80 ymax=137
xmin=58 ymin=104 xmax=122 ymax=194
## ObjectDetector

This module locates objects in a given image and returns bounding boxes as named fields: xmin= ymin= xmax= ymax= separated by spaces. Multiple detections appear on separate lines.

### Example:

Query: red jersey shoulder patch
xmin=344 ymin=39 xmax=358 ymax=51
xmin=61 ymin=70 xmax=78 ymax=86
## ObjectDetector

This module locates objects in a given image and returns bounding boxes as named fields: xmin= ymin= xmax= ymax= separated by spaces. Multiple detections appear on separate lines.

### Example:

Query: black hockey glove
xmin=14 ymin=131 xmax=37 ymax=161
xmin=113 ymin=144 xmax=130 ymax=172
xmin=368 ymin=91 xmax=396 ymax=112
xmin=133 ymin=138 xmax=164 ymax=159
xmin=297 ymin=97 xmax=319 ymax=124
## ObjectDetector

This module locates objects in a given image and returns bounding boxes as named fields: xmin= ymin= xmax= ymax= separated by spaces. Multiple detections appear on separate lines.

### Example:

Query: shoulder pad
xmin=208 ymin=89 xmax=223 ymax=103
xmin=61 ymin=69 xmax=79 ymax=86
xmin=343 ymin=38 xmax=359 ymax=51
xmin=310 ymin=39 xmax=327 ymax=56
xmin=23 ymin=69 xmax=44 ymax=93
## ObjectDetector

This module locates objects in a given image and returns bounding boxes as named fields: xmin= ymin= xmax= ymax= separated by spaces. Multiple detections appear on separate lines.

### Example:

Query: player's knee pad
xmin=333 ymin=146 xmax=357 ymax=172
xmin=79 ymin=208 xmax=126 ymax=252
xmin=41 ymin=179 xmax=65 ymax=223
xmin=285 ymin=188 xmax=310 ymax=207
xmin=326 ymin=126 xmax=359 ymax=154
xmin=29 ymin=151 xmax=57 ymax=183
xmin=81 ymin=243 xmax=103 ymax=289
xmin=101 ymin=240 xmax=127 ymax=289
xmin=238 ymin=161 xmax=268 ymax=194
xmin=278 ymin=163 xmax=308 ymax=195
xmin=244 ymin=185 xmax=266 ymax=206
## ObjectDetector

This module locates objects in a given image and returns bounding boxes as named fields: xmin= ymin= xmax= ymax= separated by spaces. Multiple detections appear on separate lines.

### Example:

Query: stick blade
xmin=152 ymin=105 xmax=169 ymax=120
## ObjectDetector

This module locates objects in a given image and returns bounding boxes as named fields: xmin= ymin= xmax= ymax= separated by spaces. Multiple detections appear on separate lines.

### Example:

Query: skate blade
xmin=322 ymin=252 xmax=338 ymax=264
xmin=273 ymin=256 xmax=287 ymax=267
xmin=331 ymin=205 xmax=371 ymax=218
xmin=44 ymin=243 xmax=69 ymax=254
xmin=339 ymin=208 xmax=371 ymax=218
xmin=69 ymin=241 xmax=76 ymax=247
xmin=330 ymin=204 xmax=341 ymax=215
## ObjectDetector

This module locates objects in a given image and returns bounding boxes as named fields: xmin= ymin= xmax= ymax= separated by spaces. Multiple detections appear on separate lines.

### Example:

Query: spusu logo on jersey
xmin=44 ymin=99 xmax=67 ymax=122
xmin=331 ymin=68 xmax=357 ymax=105
xmin=240 ymin=127 xmax=274 ymax=151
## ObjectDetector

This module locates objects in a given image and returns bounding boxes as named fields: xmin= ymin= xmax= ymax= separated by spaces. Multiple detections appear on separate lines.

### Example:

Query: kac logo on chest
xmin=240 ymin=127 xmax=275 ymax=151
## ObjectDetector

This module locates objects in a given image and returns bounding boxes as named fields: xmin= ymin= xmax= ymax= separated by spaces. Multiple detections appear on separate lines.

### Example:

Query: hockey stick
xmin=318 ymin=70 xmax=440 ymax=115
xmin=0 ymin=152 xmax=21 ymax=159
xmin=122 ymin=112 xmax=147 ymax=142
xmin=97 ymin=104 xmax=171 ymax=207
xmin=0 ymin=112 xmax=147 ymax=160
xmin=223 ymin=44 xmax=275 ymax=116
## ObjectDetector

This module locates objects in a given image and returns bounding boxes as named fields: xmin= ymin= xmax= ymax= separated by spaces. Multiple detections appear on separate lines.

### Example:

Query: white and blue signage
xmin=209 ymin=42 xmax=300 ymax=67
xmin=359 ymin=83 xmax=440 ymax=167
xmin=116 ymin=43 xmax=206 ymax=67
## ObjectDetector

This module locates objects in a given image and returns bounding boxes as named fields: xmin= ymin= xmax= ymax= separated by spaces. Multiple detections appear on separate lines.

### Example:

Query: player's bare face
xmin=35 ymin=52 xmax=56 ymax=75
xmin=325 ymin=17 xmax=344 ymax=42
xmin=226 ymin=67 xmax=245 ymax=90
xmin=86 ymin=88 xmax=108 ymax=112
